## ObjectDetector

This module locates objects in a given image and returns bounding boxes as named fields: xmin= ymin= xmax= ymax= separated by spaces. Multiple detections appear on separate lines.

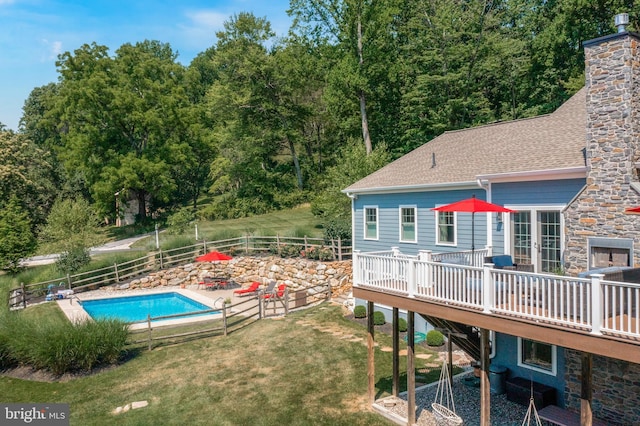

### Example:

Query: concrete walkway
xmin=21 ymin=234 xmax=152 ymax=267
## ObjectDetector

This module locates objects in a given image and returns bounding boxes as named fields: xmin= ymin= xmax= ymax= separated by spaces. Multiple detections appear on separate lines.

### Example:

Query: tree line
xmin=1 ymin=0 xmax=638 ymax=272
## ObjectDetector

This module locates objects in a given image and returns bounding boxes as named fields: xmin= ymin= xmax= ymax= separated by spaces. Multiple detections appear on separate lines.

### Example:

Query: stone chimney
xmin=564 ymin=17 xmax=640 ymax=275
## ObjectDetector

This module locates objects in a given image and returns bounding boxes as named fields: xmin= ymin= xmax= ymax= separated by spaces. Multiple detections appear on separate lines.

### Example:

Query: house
xmin=344 ymin=16 xmax=640 ymax=426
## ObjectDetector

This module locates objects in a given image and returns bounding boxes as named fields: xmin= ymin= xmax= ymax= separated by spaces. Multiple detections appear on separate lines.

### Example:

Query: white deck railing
xmin=353 ymin=250 xmax=640 ymax=340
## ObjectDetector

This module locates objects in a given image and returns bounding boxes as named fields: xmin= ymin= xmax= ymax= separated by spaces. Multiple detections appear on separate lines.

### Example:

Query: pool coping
xmin=56 ymin=287 xmax=226 ymax=331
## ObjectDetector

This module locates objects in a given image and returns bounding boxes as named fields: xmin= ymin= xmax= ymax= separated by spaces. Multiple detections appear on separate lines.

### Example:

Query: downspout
xmin=476 ymin=179 xmax=493 ymax=252
xmin=346 ymin=192 xmax=357 ymax=252
xmin=477 ymin=178 xmax=496 ymax=359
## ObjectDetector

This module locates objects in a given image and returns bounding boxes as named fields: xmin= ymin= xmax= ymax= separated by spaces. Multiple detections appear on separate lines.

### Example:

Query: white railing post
xmin=407 ymin=258 xmax=416 ymax=298
xmin=353 ymin=250 xmax=361 ymax=287
xmin=590 ymin=274 xmax=603 ymax=335
xmin=482 ymin=263 xmax=494 ymax=313
xmin=391 ymin=246 xmax=400 ymax=256
xmin=418 ymin=250 xmax=432 ymax=262
xmin=418 ymin=250 xmax=432 ymax=294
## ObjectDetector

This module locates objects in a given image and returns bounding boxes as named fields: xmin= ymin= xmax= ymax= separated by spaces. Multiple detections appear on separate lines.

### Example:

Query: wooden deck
xmin=352 ymin=251 xmax=640 ymax=364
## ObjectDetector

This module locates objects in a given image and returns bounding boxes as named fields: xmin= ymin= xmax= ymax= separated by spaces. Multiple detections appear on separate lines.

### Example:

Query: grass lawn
xmin=0 ymin=303 xmax=445 ymax=425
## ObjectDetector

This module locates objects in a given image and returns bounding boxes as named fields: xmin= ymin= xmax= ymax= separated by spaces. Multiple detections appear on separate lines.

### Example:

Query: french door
xmin=511 ymin=210 xmax=562 ymax=273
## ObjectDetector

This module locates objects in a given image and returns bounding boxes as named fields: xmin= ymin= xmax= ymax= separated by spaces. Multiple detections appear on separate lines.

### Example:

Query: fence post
xmin=66 ymin=274 xmax=72 ymax=290
xmin=159 ymin=250 xmax=164 ymax=269
xmin=276 ymin=234 xmax=280 ymax=254
xmin=284 ymin=287 xmax=289 ymax=316
xmin=114 ymin=263 xmax=119 ymax=282
xmin=304 ymin=235 xmax=308 ymax=253
xmin=330 ymin=239 xmax=337 ymax=261
xmin=147 ymin=314 xmax=152 ymax=351
xmin=21 ymin=282 xmax=26 ymax=309
xmin=338 ymin=237 xmax=342 ymax=261
xmin=245 ymin=235 xmax=249 ymax=254
xmin=222 ymin=305 xmax=228 ymax=336
xmin=203 ymin=239 xmax=207 ymax=253
xmin=258 ymin=293 xmax=263 ymax=319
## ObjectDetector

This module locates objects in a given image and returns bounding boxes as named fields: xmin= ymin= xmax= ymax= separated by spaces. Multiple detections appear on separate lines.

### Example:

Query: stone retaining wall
xmin=119 ymin=256 xmax=353 ymax=296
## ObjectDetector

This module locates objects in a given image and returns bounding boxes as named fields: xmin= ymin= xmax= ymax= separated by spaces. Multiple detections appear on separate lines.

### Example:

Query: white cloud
xmin=185 ymin=10 xmax=227 ymax=28
xmin=41 ymin=39 xmax=63 ymax=61
xmin=173 ymin=9 xmax=227 ymax=56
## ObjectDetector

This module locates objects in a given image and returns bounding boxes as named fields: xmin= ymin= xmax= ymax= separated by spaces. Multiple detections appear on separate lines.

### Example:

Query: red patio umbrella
xmin=432 ymin=195 xmax=515 ymax=252
xmin=195 ymin=250 xmax=233 ymax=262
xmin=625 ymin=206 xmax=640 ymax=213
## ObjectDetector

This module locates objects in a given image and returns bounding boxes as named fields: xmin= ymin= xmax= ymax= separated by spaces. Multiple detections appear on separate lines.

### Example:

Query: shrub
xmin=373 ymin=311 xmax=386 ymax=325
xmin=166 ymin=208 xmax=195 ymax=235
xmin=398 ymin=317 xmax=408 ymax=332
xmin=426 ymin=330 xmax=445 ymax=347
xmin=0 ymin=314 xmax=129 ymax=375
xmin=353 ymin=305 xmax=367 ymax=318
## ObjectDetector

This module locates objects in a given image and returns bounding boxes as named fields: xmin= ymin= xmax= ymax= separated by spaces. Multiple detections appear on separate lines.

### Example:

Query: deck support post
xmin=392 ymin=307 xmax=400 ymax=397
xmin=367 ymin=300 xmax=375 ymax=406
xmin=407 ymin=311 xmax=416 ymax=425
xmin=581 ymin=352 xmax=594 ymax=425
xmin=480 ymin=328 xmax=491 ymax=426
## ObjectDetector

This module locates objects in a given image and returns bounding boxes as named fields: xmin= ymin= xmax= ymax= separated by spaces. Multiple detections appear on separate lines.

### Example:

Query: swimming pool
xmin=81 ymin=292 xmax=218 ymax=323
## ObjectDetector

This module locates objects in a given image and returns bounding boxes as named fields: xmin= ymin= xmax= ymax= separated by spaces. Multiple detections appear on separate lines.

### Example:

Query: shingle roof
xmin=344 ymin=88 xmax=587 ymax=193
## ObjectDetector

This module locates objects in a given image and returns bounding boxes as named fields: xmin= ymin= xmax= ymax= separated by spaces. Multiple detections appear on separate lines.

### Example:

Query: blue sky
xmin=0 ymin=0 xmax=292 ymax=131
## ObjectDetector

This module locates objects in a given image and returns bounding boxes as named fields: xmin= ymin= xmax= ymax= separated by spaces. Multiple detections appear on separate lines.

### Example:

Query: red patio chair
xmin=263 ymin=283 xmax=286 ymax=300
xmin=233 ymin=281 xmax=260 ymax=296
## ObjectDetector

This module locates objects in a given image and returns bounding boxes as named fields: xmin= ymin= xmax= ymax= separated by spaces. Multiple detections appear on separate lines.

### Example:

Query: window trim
xmin=435 ymin=210 xmax=457 ymax=246
xmin=399 ymin=205 xmax=417 ymax=243
xmin=517 ymin=337 xmax=557 ymax=376
xmin=363 ymin=206 xmax=379 ymax=241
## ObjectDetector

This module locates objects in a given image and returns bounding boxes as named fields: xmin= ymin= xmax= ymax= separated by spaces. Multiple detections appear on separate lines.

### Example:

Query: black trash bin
xmin=489 ymin=365 xmax=508 ymax=395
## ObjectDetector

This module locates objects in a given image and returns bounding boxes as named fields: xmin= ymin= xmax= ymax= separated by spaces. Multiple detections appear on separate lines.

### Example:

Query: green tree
xmin=39 ymin=198 xmax=104 ymax=274
xmin=55 ymin=41 xmax=194 ymax=220
xmin=206 ymin=12 xmax=316 ymax=214
xmin=0 ymin=198 xmax=37 ymax=272
xmin=0 ymin=130 xmax=57 ymax=227
xmin=290 ymin=0 xmax=402 ymax=155
xmin=312 ymin=139 xmax=391 ymax=238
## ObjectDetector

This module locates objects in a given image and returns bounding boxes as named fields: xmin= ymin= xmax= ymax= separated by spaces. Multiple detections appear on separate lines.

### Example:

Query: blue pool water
xmin=81 ymin=292 xmax=217 ymax=323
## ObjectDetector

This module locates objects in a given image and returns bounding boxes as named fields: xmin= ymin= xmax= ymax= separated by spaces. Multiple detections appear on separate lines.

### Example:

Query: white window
xmin=436 ymin=211 xmax=456 ymax=245
xmin=364 ymin=206 xmax=378 ymax=240
xmin=517 ymin=338 xmax=557 ymax=376
xmin=399 ymin=206 xmax=417 ymax=243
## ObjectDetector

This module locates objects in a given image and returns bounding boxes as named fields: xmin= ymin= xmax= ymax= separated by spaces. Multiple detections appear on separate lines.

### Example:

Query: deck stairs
xmin=420 ymin=314 xmax=481 ymax=361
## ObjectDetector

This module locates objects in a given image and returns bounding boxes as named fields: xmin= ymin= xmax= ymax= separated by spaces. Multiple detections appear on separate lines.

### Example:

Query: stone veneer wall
xmin=564 ymin=349 xmax=640 ymax=425
xmin=115 ymin=255 xmax=352 ymax=296
xmin=564 ymin=32 xmax=640 ymax=276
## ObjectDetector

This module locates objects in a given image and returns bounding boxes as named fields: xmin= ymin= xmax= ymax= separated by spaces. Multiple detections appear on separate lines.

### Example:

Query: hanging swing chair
xmin=520 ymin=384 xmax=542 ymax=426
xmin=432 ymin=358 xmax=464 ymax=426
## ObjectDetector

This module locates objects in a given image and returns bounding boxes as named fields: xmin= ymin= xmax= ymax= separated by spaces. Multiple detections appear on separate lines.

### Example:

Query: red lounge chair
xmin=263 ymin=284 xmax=286 ymax=300
xmin=233 ymin=281 xmax=260 ymax=296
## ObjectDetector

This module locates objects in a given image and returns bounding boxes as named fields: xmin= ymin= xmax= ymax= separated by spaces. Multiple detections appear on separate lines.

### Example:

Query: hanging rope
xmin=432 ymin=358 xmax=463 ymax=426
xmin=521 ymin=380 xmax=542 ymax=426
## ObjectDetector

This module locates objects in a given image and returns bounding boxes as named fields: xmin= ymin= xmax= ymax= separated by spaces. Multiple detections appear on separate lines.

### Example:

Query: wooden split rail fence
xmin=8 ymin=235 xmax=350 ymax=310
